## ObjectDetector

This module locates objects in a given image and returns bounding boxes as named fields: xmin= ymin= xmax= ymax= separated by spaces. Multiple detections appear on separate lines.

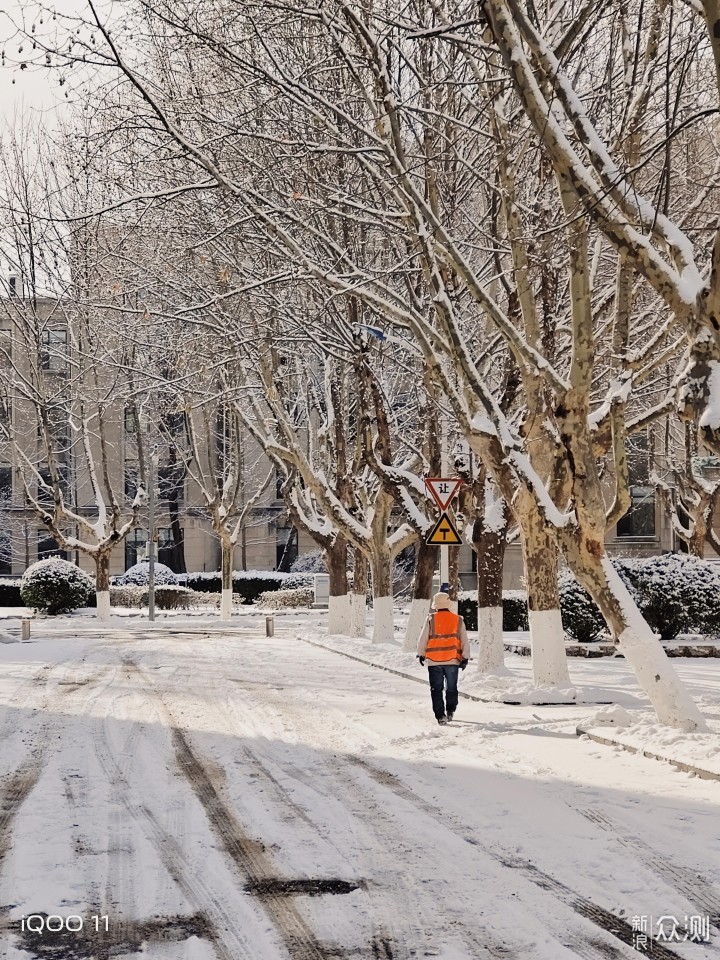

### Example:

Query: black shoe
xmin=437 ymin=716 xmax=448 ymax=725
xmin=447 ymin=712 xmax=455 ymax=721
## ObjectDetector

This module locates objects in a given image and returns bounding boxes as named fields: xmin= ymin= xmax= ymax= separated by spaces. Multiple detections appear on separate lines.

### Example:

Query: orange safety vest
xmin=426 ymin=610 xmax=463 ymax=662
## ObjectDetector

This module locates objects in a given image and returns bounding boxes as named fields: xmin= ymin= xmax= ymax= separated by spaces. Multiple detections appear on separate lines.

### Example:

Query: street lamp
xmin=142 ymin=413 xmax=159 ymax=622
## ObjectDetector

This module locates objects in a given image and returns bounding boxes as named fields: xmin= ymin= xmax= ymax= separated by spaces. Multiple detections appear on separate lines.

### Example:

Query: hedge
xmin=110 ymin=585 xmax=192 ymax=610
xmin=0 ymin=579 xmax=22 ymax=606
xmin=178 ymin=570 xmax=294 ymax=603
xmin=458 ymin=590 xmax=528 ymax=632
xmin=21 ymin=558 xmax=95 ymax=615
xmin=257 ymin=587 xmax=315 ymax=609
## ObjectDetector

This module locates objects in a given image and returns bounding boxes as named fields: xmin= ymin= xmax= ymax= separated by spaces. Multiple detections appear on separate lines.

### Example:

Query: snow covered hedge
xmin=458 ymin=590 xmax=528 ymax=632
xmin=257 ymin=587 xmax=314 ymax=609
xmin=289 ymin=550 xmax=326 ymax=573
xmin=0 ymin=578 xmax=22 ymax=606
xmin=20 ymin=558 xmax=94 ymax=615
xmin=560 ymin=555 xmax=720 ymax=641
xmin=559 ymin=574 xmax=606 ymax=642
xmin=117 ymin=562 xmax=179 ymax=586
xmin=179 ymin=570 xmax=295 ymax=603
xmin=110 ymin=585 xmax=192 ymax=610
xmin=281 ymin=572 xmax=314 ymax=590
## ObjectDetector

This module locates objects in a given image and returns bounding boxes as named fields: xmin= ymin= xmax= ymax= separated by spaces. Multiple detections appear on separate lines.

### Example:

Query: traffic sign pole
xmin=440 ymin=419 xmax=449 ymax=592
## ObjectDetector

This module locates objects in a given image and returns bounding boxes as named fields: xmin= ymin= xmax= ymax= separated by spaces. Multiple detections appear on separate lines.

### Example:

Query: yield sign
xmin=426 ymin=511 xmax=463 ymax=545
xmin=425 ymin=477 xmax=462 ymax=511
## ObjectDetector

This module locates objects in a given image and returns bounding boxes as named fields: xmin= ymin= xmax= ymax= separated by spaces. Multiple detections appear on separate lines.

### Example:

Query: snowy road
xmin=0 ymin=625 xmax=718 ymax=959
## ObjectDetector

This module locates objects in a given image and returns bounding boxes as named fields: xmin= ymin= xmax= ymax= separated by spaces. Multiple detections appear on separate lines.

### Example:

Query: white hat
xmin=433 ymin=592 xmax=452 ymax=610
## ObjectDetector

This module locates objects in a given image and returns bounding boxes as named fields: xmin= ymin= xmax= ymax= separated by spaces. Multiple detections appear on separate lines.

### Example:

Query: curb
xmin=297 ymin=634 xmax=602 ymax=706
xmin=576 ymin=725 xmax=720 ymax=782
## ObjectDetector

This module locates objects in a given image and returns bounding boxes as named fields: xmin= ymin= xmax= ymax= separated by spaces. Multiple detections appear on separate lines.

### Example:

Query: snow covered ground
xmin=0 ymin=610 xmax=718 ymax=959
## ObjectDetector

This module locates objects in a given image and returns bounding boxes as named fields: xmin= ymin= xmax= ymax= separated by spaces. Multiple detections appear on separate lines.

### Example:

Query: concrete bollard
xmin=265 ymin=616 xmax=275 ymax=638
xmin=21 ymin=619 xmax=31 ymax=641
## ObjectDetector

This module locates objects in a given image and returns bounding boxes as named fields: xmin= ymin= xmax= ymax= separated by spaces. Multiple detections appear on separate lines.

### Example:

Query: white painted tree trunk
xmin=350 ymin=593 xmax=367 ymax=637
xmin=598 ymin=559 xmax=705 ymax=731
xmin=96 ymin=590 xmax=111 ymax=621
xmin=371 ymin=595 xmax=395 ymax=643
xmin=327 ymin=593 xmax=352 ymax=635
xmin=220 ymin=588 xmax=233 ymax=621
xmin=476 ymin=606 xmax=505 ymax=674
xmin=529 ymin=608 xmax=571 ymax=687
xmin=403 ymin=597 xmax=430 ymax=652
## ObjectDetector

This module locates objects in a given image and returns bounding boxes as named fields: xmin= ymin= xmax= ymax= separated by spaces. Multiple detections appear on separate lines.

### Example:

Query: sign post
xmin=424 ymin=477 xmax=462 ymax=594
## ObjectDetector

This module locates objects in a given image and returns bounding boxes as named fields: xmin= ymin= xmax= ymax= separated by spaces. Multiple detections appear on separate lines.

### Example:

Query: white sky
xmin=0 ymin=1 xmax=94 ymax=124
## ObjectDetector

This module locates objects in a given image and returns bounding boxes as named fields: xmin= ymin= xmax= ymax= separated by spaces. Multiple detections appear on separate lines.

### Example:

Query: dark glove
xmin=418 ymin=656 xmax=425 ymax=666
xmin=460 ymin=659 xmax=468 ymax=671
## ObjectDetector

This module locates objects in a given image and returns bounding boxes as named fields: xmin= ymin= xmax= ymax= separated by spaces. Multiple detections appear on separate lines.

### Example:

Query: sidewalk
xmin=577 ymin=718 xmax=720 ymax=782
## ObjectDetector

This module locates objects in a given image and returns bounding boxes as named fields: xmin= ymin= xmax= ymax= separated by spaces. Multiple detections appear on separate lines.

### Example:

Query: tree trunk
xmin=449 ymin=543 xmax=460 ymax=603
xmin=220 ymin=536 xmax=233 ymax=621
xmin=403 ymin=542 xmax=437 ymax=652
xmin=95 ymin=550 xmax=111 ymax=621
xmin=350 ymin=549 xmax=368 ymax=638
xmin=326 ymin=537 xmax=351 ymax=635
xmin=475 ymin=524 xmax=506 ymax=674
xmin=688 ymin=532 xmax=705 ymax=558
xmin=521 ymin=518 xmax=570 ymax=687
xmin=370 ymin=544 xmax=394 ymax=643
xmin=568 ymin=548 xmax=705 ymax=730
xmin=167 ymin=444 xmax=186 ymax=573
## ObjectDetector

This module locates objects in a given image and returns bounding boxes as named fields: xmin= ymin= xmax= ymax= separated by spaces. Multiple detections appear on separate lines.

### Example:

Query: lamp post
xmin=143 ymin=413 xmax=159 ymax=623
xmin=148 ymin=447 xmax=156 ymax=622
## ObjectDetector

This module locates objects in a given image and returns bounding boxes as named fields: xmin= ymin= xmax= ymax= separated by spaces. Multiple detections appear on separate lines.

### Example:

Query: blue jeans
xmin=428 ymin=664 xmax=459 ymax=719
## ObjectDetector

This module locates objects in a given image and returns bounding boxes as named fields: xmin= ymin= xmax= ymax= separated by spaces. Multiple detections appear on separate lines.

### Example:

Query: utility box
xmin=313 ymin=573 xmax=330 ymax=608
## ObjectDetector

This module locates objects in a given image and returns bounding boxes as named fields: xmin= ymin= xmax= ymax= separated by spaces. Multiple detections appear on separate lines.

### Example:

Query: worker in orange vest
xmin=417 ymin=592 xmax=470 ymax=724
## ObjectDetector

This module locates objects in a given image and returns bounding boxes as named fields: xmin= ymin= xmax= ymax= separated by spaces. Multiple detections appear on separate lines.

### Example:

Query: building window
xmin=161 ymin=411 xmax=185 ymax=436
xmin=125 ymin=528 xmax=148 ymax=570
xmin=275 ymin=468 xmax=285 ymax=500
xmin=38 ymin=530 xmax=67 ymax=561
xmin=616 ymin=435 xmax=656 ymax=538
xmin=39 ymin=408 xmax=70 ymax=454
xmin=0 ymin=465 xmax=11 ymax=501
xmin=157 ymin=466 xmax=184 ymax=506
xmin=125 ymin=464 xmax=139 ymax=501
xmin=157 ymin=527 xmax=182 ymax=570
xmin=0 ymin=533 xmax=10 ymax=575
xmin=276 ymin=524 xmax=298 ymax=572
xmin=40 ymin=329 xmax=69 ymax=374
xmin=124 ymin=406 xmax=137 ymax=434
xmin=37 ymin=464 xmax=70 ymax=503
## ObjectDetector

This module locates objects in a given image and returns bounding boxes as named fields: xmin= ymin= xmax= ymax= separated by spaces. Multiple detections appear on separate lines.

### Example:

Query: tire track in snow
xmin=243 ymin=685 xmax=668 ymax=960
xmin=90 ymin=677 xmax=257 ymax=960
xmin=171 ymin=724 xmax=356 ymax=960
xmin=577 ymin=807 xmax=720 ymax=928
xmin=347 ymin=758 xmax=684 ymax=960
xmin=226 ymin=686 xmax=517 ymax=960
xmin=132 ymin=657 xmax=414 ymax=959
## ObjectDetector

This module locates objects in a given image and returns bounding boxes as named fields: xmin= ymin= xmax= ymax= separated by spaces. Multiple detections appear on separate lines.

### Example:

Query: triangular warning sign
xmin=425 ymin=477 xmax=462 ymax=510
xmin=426 ymin=511 xmax=463 ymax=545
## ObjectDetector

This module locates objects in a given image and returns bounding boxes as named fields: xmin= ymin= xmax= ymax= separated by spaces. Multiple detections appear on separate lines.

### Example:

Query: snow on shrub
xmin=117 ymin=561 xmax=179 ymax=586
xmin=282 ymin=572 xmax=314 ymax=590
xmin=110 ymin=584 xmax=191 ymax=610
xmin=559 ymin=574 xmax=606 ymax=642
xmin=20 ymin=558 xmax=94 ymax=615
xmin=633 ymin=554 xmax=691 ymax=640
xmin=289 ymin=550 xmax=326 ymax=574
xmin=0 ymin=578 xmax=22 ymax=606
xmin=502 ymin=590 xmax=529 ymax=632
xmin=457 ymin=589 xmax=528 ymax=632
xmin=179 ymin=570 xmax=293 ymax=603
xmin=257 ymin=587 xmax=314 ymax=610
